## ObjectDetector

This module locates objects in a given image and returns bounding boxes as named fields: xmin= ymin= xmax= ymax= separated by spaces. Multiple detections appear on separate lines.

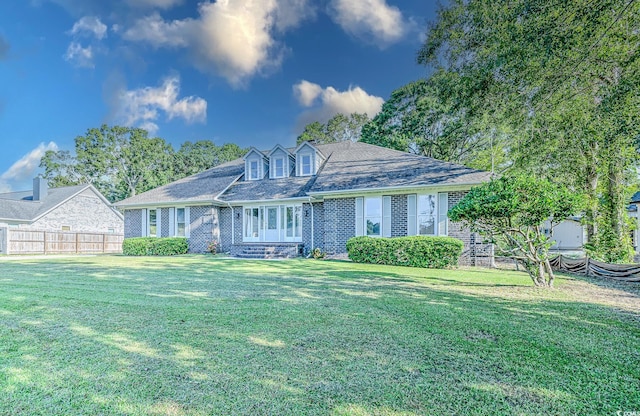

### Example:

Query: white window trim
xmin=148 ymin=208 xmax=159 ymax=237
xmin=271 ymin=156 xmax=286 ymax=178
xmin=174 ymin=207 xmax=190 ymax=237
xmin=248 ymin=159 xmax=261 ymax=180
xmin=297 ymin=151 xmax=315 ymax=176
xmin=242 ymin=204 xmax=302 ymax=243
xmin=408 ymin=192 xmax=449 ymax=237
xmin=355 ymin=196 xmax=391 ymax=238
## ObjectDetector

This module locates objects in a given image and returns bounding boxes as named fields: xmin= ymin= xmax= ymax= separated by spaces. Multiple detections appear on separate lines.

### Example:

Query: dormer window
xmin=249 ymin=160 xmax=260 ymax=180
xmin=273 ymin=157 xmax=285 ymax=178
xmin=301 ymin=155 xmax=312 ymax=176
xmin=294 ymin=141 xmax=324 ymax=177
xmin=244 ymin=147 xmax=268 ymax=181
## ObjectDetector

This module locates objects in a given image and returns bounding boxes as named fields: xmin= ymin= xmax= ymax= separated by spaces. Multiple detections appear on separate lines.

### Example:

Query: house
xmin=547 ymin=191 xmax=640 ymax=254
xmin=115 ymin=141 xmax=494 ymax=265
xmin=0 ymin=178 xmax=124 ymax=255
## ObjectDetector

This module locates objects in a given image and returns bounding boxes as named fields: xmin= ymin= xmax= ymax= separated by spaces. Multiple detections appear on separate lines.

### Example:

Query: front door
xmin=265 ymin=207 xmax=279 ymax=241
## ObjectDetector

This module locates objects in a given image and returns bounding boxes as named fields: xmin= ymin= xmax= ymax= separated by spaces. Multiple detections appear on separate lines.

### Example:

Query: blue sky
xmin=0 ymin=0 xmax=436 ymax=192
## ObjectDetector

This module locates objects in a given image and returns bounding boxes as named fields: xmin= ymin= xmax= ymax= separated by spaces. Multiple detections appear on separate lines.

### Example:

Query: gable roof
xmin=0 ymin=184 xmax=121 ymax=222
xmin=243 ymin=147 xmax=267 ymax=160
xmin=115 ymin=141 xmax=492 ymax=207
xmin=267 ymin=144 xmax=293 ymax=158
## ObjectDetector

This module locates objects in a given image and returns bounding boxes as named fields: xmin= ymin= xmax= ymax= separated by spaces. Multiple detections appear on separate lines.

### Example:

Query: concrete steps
xmin=231 ymin=243 xmax=303 ymax=259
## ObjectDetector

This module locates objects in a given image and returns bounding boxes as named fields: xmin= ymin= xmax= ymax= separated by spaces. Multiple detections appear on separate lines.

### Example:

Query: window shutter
xmin=184 ymin=207 xmax=191 ymax=238
xmin=355 ymin=197 xmax=364 ymax=236
xmin=438 ymin=193 xmax=448 ymax=236
xmin=156 ymin=208 xmax=162 ymax=238
xmin=382 ymin=196 xmax=392 ymax=237
xmin=407 ymin=194 xmax=417 ymax=236
xmin=169 ymin=208 xmax=175 ymax=236
xmin=141 ymin=209 xmax=148 ymax=237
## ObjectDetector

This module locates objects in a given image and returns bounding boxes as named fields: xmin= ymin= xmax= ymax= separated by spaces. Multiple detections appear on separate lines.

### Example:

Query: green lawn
xmin=0 ymin=256 xmax=639 ymax=415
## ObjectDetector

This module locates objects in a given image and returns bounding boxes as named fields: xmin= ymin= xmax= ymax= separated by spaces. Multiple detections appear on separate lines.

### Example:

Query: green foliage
xmin=122 ymin=237 xmax=188 ymax=256
xmin=361 ymin=77 xmax=507 ymax=171
xmin=346 ymin=236 xmax=463 ymax=268
xmin=416 ymin=0 xmax=639 ymax=264
xmin=296 ymin=113 xmax=370 ymax=145
xmin=175 ymin=141 xmax=247 ymax=177
xmin=448 ymin=175 xmax=583 ymax=286
xmin=310 ymin=247 xmax=326 ymax=259
xmin=206 ymin=240 xmax=220 ymax=255
xmin=40 ymin=125 xmax=245 ymax=203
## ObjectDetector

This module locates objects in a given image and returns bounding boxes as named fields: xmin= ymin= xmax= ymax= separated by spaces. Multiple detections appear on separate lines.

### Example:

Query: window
xmin=356 ymin=196 xmax=391 ymax=237
xmin=176 ymin=208 xmax=186 ymax=237
xmin=365 ymin=197 xmax=382 ymax=236
xmin=149 ymin=209 xmax=157 ymax=237
xmin=249 ymin=160 xmax=260 ymax=180
xmin=438 ymin=193 xmax=448 ymax=236
xmin=301 ymin=154 xmax=312 ymax=175
xmin=408 ymin=193 xmax=448 ymax=236
xmin=417 ymin=195 xmax=436 ymax=235
xmin=273 ymin=157 xmax=285 ymax=178
xmin=244 ymin=207 xmax=260 ymax=239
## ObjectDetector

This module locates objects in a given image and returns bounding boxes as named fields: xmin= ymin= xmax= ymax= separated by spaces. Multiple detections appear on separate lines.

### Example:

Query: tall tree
xmin=296 ymin=113 xmax=370 ymax=145
xmin=416 ymin=0 xmax=640 ymax=262
xmin=175 ymin=141 xmax=246 ymax=177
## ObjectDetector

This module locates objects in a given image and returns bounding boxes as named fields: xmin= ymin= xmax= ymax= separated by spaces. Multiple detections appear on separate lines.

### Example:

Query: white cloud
xmin=293 ymin=80 xmax=323 ymax=107
xmin=123 ymin=0 xmax=314 ymax=86
xmin=70 ymin=16 xmax=107 ymax=39
xmin=0 ymin=142 xmax=58 ymax=192
xmin=114 ymin=75 xmax=207 ymax=134
xmin=328 ymin=0 xmax=408 ymax=47
xmin=64 ymin=42 xmax=94 ymax=68
xmin=293 ymin=80 xmax=384 ymax=127
xmin=124 ymin=0 xmax=184 ymax=9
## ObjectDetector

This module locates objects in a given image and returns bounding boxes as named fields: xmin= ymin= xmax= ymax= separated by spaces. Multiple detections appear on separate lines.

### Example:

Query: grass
xmin=0 ymin=255 xmax=639 ymax=415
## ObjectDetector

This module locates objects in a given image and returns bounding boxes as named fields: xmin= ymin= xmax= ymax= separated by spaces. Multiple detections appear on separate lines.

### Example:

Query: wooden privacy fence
xmin=8 ymin=229 xmax=123 ymax=255
xmin=549 ymin=255 xmax=640 ymax=282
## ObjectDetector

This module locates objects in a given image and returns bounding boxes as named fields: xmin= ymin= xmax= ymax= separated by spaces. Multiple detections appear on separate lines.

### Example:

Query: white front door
xmin=265 ymin=207 xmax=279 ymax=241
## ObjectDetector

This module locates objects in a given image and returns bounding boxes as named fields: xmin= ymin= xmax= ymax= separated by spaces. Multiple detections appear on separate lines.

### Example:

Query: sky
xmin=0 ymin=0 xmax=437 ymax=192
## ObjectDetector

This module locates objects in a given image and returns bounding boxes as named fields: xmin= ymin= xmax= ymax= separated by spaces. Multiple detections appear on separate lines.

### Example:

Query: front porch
xmin=229 ymin=242 xmax=304 ymax=259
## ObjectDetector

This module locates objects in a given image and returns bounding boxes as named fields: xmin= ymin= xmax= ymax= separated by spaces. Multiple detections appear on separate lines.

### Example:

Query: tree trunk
xmin=544 ymin=259 xmax=555 ymax=288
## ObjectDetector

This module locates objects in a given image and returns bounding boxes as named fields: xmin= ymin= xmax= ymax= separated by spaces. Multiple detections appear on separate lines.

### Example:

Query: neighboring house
xmin=544 ymin=217 xmax=586 ymax=251
xmin=115 ymin=141 xmax=494 ymax=265
xmin=548 ymin=191 xmax=640 ymax=253
xmin=0 ymin=178 xmax=124 ymax=254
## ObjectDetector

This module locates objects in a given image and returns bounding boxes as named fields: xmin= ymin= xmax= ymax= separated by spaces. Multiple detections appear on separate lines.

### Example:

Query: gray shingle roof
xmin=115 ymin=141 xmax=492 ymax=207
xmin=0 ymin=184 xmax=92 ymax=221
xmin=309 ymin=141 xmax=492 ymax=194
xmin=116 ymin=159 xmax=245 ymax=206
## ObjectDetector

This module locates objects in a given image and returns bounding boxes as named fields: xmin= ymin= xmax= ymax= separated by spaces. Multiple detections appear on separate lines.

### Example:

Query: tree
xmin=361 ymin=76 xmax=508 ymax=171
xmin=448 ymin=176 xmax=583 ymax=287
xmin=175 ymin=141 xmax=246 ymax=177
xmin=296 ymin=113 xmax=370 ymax=145
xmin=416 ymin=0 xmax=640 ymax=262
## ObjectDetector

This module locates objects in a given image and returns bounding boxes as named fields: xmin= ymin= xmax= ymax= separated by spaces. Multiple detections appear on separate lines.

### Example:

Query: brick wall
xmin=391 ymin=194 xmax=408 ymax=237
xmin=29 ymin=188 xmax=123 ymax=234
xmin=161 ymin=208 xmax=170 ymax=237
xmin=125 ymin=209 xmax=142 ymax=238
xmin=447 ymin=190 xmax=493 ymax=266
xmin=188 ymin=205 xmax=219 ymax=253
xmin=323 ymin=197 xmax=356 ymax=254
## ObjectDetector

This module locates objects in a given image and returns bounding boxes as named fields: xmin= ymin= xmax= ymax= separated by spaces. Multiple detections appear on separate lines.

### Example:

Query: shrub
xmin=310 ymin=247 xmax=326 ymax=259
xmin=122 ymin=237 xmax=188 ymax=256
xmin=346 ymin=236 xmax=463 ymax=268
xmin=207 ymin=240 xmax=220 ymax=255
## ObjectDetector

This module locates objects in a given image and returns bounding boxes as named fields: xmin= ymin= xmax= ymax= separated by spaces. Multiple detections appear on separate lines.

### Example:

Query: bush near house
xmin=122 ymin=237 xmax=188 ymax=256
xmin=346 ymin=236 xmax=463 ymax=268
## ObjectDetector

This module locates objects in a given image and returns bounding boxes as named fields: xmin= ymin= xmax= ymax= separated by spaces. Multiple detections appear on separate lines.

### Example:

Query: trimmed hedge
xmin=346 ymin=236 xmax=463 ymax=268
xmin=122 ymin=237 xmax=189 ymax=256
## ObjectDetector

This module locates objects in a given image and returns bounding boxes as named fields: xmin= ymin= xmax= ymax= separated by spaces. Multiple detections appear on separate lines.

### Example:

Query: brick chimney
xmin=33 ymin=177 xmax=48 ymax=201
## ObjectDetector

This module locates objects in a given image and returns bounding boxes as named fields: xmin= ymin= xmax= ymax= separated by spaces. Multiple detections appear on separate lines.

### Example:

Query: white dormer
xmin=243 ymin=148 xmax=268 ymax=181
xmin=268 ymin=145 xmax=295 ymax=179
xmin=294 ymin=141 xmax=325 ymax=176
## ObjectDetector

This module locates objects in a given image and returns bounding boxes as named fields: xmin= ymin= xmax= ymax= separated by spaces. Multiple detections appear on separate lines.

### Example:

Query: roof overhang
xmin=116 ymin=200 xmax=225 ymax=209
xmin=219 ymin=196 xmax=319 ymax=205
xmin=307 ymin=182 xmax=486 ymax=198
